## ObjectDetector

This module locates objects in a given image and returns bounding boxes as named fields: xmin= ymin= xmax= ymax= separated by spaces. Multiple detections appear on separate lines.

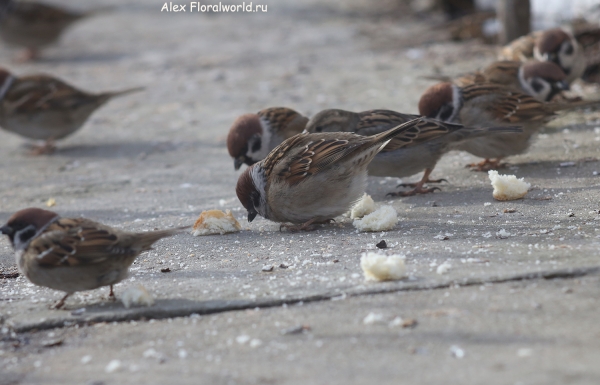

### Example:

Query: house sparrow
xmin=499 ymin=27 xmax=586 ymax=84
xmin=0 ymin=1 xmax=109 ymax=61
xmin=426 ymin=60 xmax=569 ymax=102
xmin=227 ymin=107 xmax=308 ymax=170
xmin=0 ymin=208 xmax=181 ymax=309
xmin=305 ymin=108 xmax=521 ymax=195
xmin=0 ymin=67 xmax=144 ymax=154
xmin=236 ymin=118 xmax=424 ymax=230
xmin=418 ymin=82 xmax=599 ymax=170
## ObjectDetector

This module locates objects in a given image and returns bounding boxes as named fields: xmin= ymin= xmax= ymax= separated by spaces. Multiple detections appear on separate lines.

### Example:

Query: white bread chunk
xmin=488 ymin=170 xmax=530 ymax=201
xmin=360 ymin=252 xmax=407 ymax=281
xmin=353 ymin=205 xmax=398 ymax=232
xmin=192 ymin=209 xmax=241 ymax=236
xmin=350 ymin=193 xmax=376 ymax=219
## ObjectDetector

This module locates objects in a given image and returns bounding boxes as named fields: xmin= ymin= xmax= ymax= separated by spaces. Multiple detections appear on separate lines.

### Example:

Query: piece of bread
xmin=192 ymin=209 xmax=241 ymax=236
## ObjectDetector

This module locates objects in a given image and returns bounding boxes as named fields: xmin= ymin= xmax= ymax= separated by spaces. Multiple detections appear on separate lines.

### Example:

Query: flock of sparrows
xmin=0 ymin=2 xmax=598 ymax=309
xmin=230 ymin=26 xmax=599 ymax=229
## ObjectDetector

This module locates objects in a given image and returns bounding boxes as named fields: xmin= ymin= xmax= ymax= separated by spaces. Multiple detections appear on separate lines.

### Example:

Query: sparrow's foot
xmin=50 ymin=293 xmax=70 ymax=310
xmin=28 ymin=140 xmax=56 ymax=156
xmin=280 ymin=218 xmax=333 ymax=232
xmin=387 ymin=186 xmax=441 ymax=197
xmin=397 ymin=178 xmax=447 ymax=188
xmin=466 ymin=159 xmax=505 ymax=172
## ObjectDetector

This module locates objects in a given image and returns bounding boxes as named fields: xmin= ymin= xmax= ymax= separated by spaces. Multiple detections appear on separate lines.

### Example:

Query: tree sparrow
xmin=305 ymin=108 xmax=521 ymax=195
xmin=235 ymin=118 xmax=423 ymax=230
xmin=499 ymin=27 xmax=586 ymax=84
xmin=418 ymin=82 xmax=599 ymax=170
xmin=227 ymin=107 xmax=308 ymax=170
xmin=427 ymin=60 xmax=569 ymax=102
xmin=0 ymin=1 xmax=109 ymax=61
xmin=0 ymin=208 xmax=181 ymax=309
xmin=0 ymin=67 xmax=144 ymax=154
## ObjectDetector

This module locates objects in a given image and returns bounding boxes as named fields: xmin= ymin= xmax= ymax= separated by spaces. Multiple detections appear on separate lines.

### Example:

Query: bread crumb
xmin=350 ymin=193 xmax=376 ymax=219
xmin=192 ymin=209 xmax=241 ymax=236
xmin=105 ymin=359 xmax=121 ymax=373
xmin=436 ymin=261 xmax=452 ymax=275
xmin=360 ymin=252 xmax=406 ymax=281
xmin=363 ymin=312 xmax=385 ymax=324
xmin=120 ymin=285 xmax=154 ymax=308
xmin=488 ymin=170 xmax=530 ymax=201
xmin=353 ymin=206 xmax=398 ymax=232
xmin=496 ymin=229 xmax=511 ymax=238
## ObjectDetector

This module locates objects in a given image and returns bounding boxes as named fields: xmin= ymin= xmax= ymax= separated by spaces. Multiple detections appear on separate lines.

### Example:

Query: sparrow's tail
xmin=547 ymin=99 xmax=600 ymax=113
xmin=80 ymin=6 xmax=117 ymax=19
xmin=368 ymin=118 xmax=425 ymax=152
xmin=98 ymin=87 xmax=145 ymax=104
xmin=455 ymin=125 xmax=523 ymax=140
xmin=137 ymin=226 xmax=188 ymax=252
xmin=421 ymin=74 xmax=453 ymax=82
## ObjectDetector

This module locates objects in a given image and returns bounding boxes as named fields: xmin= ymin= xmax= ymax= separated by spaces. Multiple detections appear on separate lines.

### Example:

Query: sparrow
xmin=418 ymin=82 xmax=600 ymax=170
xmin=0 ymin=208 xmax=181 ymax=309
xmin=305 ymin=108 xmax=521 ymax=196
xmin=0 ymin=67 xmax=144 ymax=154
xmin=227 ymin=107 xmax=308 ymax=170
xmin=0 ymin=0 xmax=110 ymax=61
xmin=426 ymin=60 xmax=569 ymax=102
xmin=236 ymin=118 xmax=424 ymax=231
xmin=499 ymin=27 xmax=586 ymax=84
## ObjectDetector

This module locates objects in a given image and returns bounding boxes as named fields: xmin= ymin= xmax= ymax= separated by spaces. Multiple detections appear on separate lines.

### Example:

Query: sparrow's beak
xmin=234 ymin=157 xmax=245 ymax=170
xmin=247 ymin=210 xmax=257 ymax=223
xmin=0 ymin=225 xmax=12 ymax=235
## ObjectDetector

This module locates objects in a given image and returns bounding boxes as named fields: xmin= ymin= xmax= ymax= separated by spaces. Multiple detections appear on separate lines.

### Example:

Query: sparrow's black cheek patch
xmin=16 ymin=226 xmax=37 ymax=245
xmin=531 ymin=79 xmax=544 ymax=93
xmin=251 ymin=138 xmax=262 ymax=153
xmin=563 ymin=42 xmax=573 ymax=55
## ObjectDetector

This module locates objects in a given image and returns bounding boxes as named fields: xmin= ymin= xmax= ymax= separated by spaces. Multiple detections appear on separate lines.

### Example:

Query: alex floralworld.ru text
xmin=161 ymin=2 xmax=267 ymax=12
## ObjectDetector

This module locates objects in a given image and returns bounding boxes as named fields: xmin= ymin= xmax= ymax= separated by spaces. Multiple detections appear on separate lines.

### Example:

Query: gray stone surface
xmin=0 ymin=0 xmax=600 ymax=384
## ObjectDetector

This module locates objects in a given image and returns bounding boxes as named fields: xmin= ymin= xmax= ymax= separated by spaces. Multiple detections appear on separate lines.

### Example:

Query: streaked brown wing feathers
xmin=30 ymin=218 xmax=130 ymax=268
xmin=279 ymin=138 xmax=353 ymax=185
xmin=5 ymin=76 xmax=89 ymax=113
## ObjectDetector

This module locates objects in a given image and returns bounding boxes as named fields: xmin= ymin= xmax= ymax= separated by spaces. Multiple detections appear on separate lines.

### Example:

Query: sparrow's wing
xmin=272 ymin=119 xmax=423 ymax=185
xmin=4 ymin=75 xmax=94 ymax=113
xmin=357 ymin=110 xmax=463 ymax=152
xmin=277 ymin=136 xmax=358 ymax=185
xmin=462 ymin=84 xmax=553 ymax=123
xmin=28 ymin=218 xmax=138 ymax=267
xmin=258 ymin=107 xmax=308 ymax=137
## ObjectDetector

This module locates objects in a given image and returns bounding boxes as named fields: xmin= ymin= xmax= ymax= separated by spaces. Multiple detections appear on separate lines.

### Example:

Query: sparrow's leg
xmin=109 ymin=285 xmax=116 ymax=300
xmin=51 ymin=293 xmax=71 ymax=310
xmin=388 ymin=169 xmax=442 ymax=197
xmin=28 ymin=139 xmax=57 ymax=156
xmin=467 ymin=158 xmax=505 ymax=172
